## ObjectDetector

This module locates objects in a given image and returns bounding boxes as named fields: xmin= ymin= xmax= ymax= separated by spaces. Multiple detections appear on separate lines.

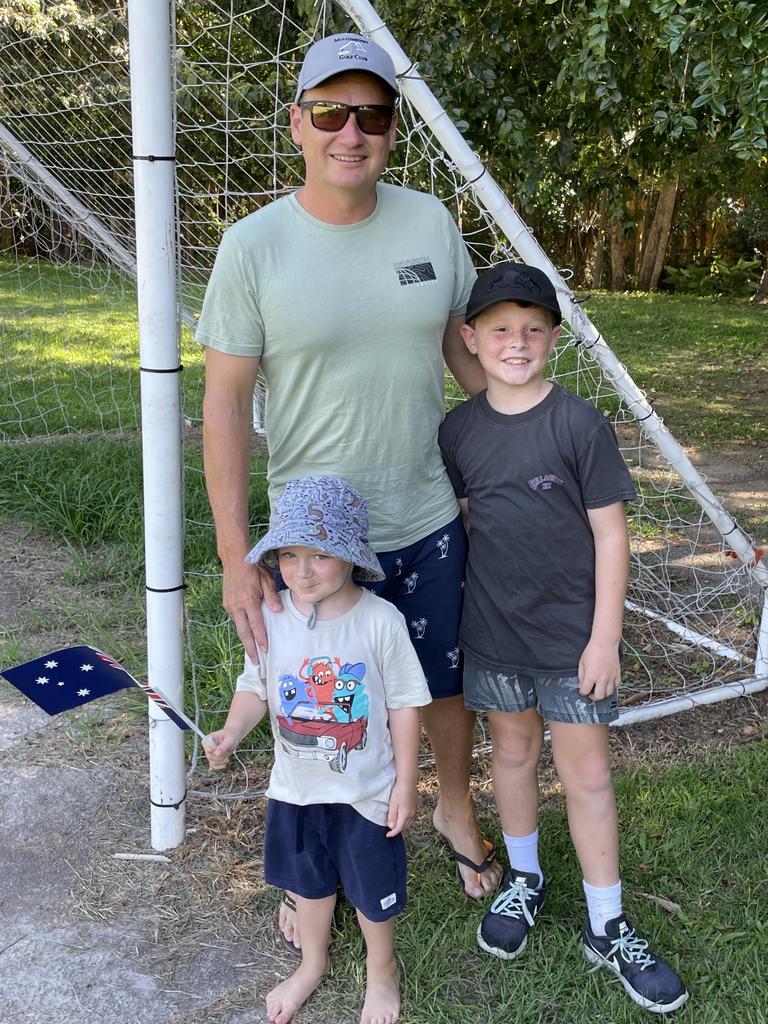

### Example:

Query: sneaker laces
xmin=587 ymin=924 xmax=655 ymax=974
xmin=489 ymin=878 xmax=539 ymax=926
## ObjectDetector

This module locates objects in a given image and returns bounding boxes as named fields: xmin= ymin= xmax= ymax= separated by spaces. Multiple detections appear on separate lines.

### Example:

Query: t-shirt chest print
xmin=276 ymin=655 xmax=369 ymax=775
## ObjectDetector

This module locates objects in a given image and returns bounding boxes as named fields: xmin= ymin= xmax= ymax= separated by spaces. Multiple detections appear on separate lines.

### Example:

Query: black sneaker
xmin=582 ymin=914 xmax=689 ymax=1013
xmin=477 ymin=870 xmax=545 ymax=960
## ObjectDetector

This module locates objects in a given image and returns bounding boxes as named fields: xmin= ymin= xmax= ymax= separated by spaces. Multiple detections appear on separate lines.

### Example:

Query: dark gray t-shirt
xmin=438 ymin=384 xmax=637 ymax=676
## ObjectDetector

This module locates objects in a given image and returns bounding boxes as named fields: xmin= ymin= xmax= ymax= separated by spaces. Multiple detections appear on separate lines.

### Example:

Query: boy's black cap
xmin=466 ymin=262 xmax=561 ymax=324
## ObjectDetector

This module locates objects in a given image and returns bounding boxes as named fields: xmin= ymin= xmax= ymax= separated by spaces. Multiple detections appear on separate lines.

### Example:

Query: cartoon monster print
xmin=300 ymin=655 xmax=340 ymax=711
xmin=278 ymin=673 xmax=318 ymax=720
xmin=331 ymin=662 xmax=369 ymax=722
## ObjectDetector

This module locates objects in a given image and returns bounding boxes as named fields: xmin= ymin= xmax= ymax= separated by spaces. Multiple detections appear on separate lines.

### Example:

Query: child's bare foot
xmin=360 ymin=958 xmax=400 ymax=1024
xmin=266 ymin=961 xmax=326 ymax=1024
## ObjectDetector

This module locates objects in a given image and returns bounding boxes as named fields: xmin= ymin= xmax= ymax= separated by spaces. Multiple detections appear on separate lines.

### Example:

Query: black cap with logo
xmin=466 ymin=262 xmax=561 ymax=324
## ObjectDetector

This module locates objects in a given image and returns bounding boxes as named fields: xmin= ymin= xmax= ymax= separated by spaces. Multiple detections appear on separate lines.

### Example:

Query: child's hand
xmin=578 ymin=640 xmax=620 ymax=702
xmin=203 ymin=728 xmax=238 ymax=770
xmin=386 ymin=780 xmax=417 ymax=837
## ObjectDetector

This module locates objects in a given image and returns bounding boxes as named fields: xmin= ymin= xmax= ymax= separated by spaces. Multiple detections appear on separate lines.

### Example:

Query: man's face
xmin=290 ymin=71 xmax=397 ymax=199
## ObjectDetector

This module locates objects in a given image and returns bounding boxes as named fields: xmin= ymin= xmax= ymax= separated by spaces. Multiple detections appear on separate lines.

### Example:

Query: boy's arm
xmin=385 ymin=706 xmax=422 ymax=837
xmin=203 ymin=690 xmax=268 ymax=769
xmin=579 ymin=501 xmax=630 ymax=701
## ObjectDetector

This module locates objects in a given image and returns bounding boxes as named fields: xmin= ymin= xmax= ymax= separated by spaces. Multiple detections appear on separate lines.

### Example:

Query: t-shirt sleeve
xmin=445 ymin=211 xmax=477 ymax=316
xmin=234 ymin=650 xmax=268 ymax=700
xmin=579 ymin=418 xmax=638 ymax=508
xmin=438 ymin=410 xmax=467 ymax=499
xmin=381 ymin=620 xmax=432 ymax=710
xmin=195 ymin=229 xmax=265 ymax=357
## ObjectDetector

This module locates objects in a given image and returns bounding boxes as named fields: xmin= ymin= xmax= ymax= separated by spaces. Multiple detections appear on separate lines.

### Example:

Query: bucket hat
xmin=466 ymin=262 xmax=562 ymax=324
xmin=294 ymin=33 xmax=399 ymax=102
xmin=246 ymin=476 xmax=385 ymax=582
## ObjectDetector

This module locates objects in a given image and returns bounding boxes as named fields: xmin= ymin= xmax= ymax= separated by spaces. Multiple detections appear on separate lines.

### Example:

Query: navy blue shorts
xmin=264 ymin=800 xmax=407 ymax=922
xmin=363 ymin=515 xmax=466 ymax=700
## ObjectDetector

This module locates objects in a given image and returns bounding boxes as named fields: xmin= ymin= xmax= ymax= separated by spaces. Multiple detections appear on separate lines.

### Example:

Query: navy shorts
xmin=363 ymin=515 xmax=466 ymax=700
xmin=264 ymin=800 xmax=407 ymax=922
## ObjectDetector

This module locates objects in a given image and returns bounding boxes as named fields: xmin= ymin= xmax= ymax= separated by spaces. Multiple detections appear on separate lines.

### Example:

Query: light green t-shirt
xmin=196 ymin=182 xmax=476 ymax=550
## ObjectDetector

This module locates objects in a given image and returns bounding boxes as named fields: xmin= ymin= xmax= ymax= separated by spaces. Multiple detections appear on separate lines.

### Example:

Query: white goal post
xmin=1 ymin=0 xmax=765 ymax=851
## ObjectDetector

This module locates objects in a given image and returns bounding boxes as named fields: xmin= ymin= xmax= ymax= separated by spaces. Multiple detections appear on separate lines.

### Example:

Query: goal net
xmin=1 ymin=0 xmax=766 ymax=776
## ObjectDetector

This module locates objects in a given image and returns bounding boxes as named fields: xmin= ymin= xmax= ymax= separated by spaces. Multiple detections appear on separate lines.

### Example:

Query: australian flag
xmin=1 ymin=644 xmax=191 ymax=732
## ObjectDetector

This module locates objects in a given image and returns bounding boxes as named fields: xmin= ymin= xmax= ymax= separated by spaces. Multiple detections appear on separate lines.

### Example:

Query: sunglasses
xmin=299 ymin=100 xmax=395 ymax=135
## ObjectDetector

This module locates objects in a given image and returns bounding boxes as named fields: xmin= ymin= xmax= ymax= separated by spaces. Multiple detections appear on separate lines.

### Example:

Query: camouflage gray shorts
xmin=463 ymin=652 xmax=619 ymax=725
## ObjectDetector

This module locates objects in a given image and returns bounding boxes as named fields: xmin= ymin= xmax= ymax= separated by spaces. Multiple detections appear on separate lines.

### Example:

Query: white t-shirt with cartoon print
xmin=235 ymin=588 xmax=432 ymax=826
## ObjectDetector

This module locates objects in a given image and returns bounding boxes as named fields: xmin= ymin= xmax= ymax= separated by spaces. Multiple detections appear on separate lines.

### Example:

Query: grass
xmin=2 ymin=264 xmax=767 ymax=1020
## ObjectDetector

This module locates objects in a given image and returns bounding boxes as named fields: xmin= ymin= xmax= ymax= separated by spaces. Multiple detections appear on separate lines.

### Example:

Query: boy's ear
xmin=548 ymin=324 xmax=561 ymax=351
xmin=460 ymin=322 xmax=476 ymax=353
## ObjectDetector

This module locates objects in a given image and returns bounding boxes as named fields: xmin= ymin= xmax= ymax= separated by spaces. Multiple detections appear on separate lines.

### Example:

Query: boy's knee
xmin=562 ymin=754 xmax=613 ymax=797
xmin=493 ymin=727 xmax=541 ymax=769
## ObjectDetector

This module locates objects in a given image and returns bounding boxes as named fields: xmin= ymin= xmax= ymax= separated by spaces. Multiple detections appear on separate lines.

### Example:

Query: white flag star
xmin=44 ymin=660 xmax=58 ymax=669
xmin=35 ymin=676 xmax=49 ymax=685
xmin=80 ymin=664 xmax=94 ymax=672
xmin=57 ymin=682 xmax=65 ymax=687
xmin=77 ymin=688 xmax=91 ymax=697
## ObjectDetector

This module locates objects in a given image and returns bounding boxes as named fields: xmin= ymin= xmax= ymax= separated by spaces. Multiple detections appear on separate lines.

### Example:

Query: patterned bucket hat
xmin=246 ymin=476 xmax=385 ymax=582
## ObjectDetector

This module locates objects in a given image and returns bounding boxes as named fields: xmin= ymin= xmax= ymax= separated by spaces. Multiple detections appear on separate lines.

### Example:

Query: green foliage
xmin=664 ymin=257 xmax=761 ymax=296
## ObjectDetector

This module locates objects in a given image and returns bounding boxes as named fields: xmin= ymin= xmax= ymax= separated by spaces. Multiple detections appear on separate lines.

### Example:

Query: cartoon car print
xmin=276 ymin=714 xmax=367 ymax=773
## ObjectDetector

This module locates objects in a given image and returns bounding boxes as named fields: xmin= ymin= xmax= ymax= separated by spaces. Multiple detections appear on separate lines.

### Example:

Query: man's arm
xmin=442 ymin=313 xmax=486 ymax=396
xmin=202 ymin=347 xmax=281 ymax=659
xmin=579 ymin=501 xmax=630 ymax=700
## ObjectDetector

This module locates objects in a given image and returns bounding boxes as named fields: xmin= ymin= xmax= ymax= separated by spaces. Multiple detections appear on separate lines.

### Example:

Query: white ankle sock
xmin=583 ymin=879 xmax=623 ymax=935
xmin=503 ymin=829 xmax=543 ymax=888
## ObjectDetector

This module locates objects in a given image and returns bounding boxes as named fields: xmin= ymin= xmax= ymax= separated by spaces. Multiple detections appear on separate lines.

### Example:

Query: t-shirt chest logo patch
xmin=394 ymin=259 xmax=437 ymax=286
xmin=528 ymin=474 xmax=564 ymax=491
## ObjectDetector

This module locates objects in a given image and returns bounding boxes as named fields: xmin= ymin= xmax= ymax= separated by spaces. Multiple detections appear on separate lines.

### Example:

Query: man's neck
xmin=295 ymin=182 xmax=378 ymax=225
xmin=485 ymin=378 xmax=554 ymax=416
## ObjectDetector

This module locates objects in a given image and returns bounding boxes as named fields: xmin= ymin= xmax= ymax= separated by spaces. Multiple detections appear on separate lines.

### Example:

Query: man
xmin=197 ymin=33 xmax=500 ymax=952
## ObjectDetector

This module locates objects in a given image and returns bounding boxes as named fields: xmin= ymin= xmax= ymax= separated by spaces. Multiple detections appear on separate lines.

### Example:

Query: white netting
xmin=1 ymin=1 xmax=765 ymax=776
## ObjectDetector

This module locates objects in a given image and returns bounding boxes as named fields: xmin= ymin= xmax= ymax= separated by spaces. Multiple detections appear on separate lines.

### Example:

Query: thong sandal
xmin=278 ymin=891 xmax=301 ymax=956
xmin=449 ymin=839 xmax=499 ymax=897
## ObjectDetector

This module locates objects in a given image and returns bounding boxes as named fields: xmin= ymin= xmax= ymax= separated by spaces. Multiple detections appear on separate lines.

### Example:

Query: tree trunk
xmin=591 ymin=191 xmax=609 ymax=289
xmin=637 ymin=173 xmax=679 ymax=291
xmin=609 ymin=220 xmax=625 ymax=291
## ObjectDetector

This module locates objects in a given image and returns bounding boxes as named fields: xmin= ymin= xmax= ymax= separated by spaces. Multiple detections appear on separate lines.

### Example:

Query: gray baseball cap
xmin=294 ymin=33 xmax=399 ymax=103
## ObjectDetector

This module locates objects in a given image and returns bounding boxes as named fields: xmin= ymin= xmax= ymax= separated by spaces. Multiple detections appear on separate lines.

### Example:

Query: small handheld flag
xmin=1 ymin=644 xmax=207 ymax=742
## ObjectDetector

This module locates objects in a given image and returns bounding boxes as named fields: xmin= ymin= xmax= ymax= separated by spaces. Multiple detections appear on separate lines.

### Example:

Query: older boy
xmin=438 ymin=263 xmax=688 ymax=1013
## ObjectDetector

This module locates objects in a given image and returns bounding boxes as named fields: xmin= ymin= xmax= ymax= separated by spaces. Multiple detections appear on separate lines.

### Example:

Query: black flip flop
xmin=279 ymin=891 xmax=301 ymax=956
xmin=450 ymin=839 xmax=499 ymax=897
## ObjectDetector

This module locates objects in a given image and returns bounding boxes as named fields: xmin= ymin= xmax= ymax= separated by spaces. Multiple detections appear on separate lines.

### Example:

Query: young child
xmin=203 ymin=475 xmax=431 ymax=1024
xmin=438 ymin=263 xmax=688 ymax=1014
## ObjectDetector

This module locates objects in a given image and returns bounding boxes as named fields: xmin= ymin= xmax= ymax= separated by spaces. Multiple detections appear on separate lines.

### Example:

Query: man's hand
xmin=578 ymin=640 xmax=620 ymax=702
xmin=386 ymin=779 xmax=418 ymax=837
xmin=203 ymin=727 xmax=239 ymax=770
xmin=222 ymin=560 xmax=282 ymax=661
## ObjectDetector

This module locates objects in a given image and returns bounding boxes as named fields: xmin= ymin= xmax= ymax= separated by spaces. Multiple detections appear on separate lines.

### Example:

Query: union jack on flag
xmin=1 ymin=644 xmax=195 ymax=734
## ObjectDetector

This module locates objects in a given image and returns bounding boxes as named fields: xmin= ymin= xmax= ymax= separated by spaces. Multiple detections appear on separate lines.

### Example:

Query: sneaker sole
xmin=583 ymin=943 xmax=689 ymax=1014
xmin=476 ymin=925 xmax=527 ymax=961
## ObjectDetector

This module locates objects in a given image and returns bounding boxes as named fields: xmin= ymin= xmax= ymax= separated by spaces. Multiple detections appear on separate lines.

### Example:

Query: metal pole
xmin=127 ymin=0 xmax=186 ymax=850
